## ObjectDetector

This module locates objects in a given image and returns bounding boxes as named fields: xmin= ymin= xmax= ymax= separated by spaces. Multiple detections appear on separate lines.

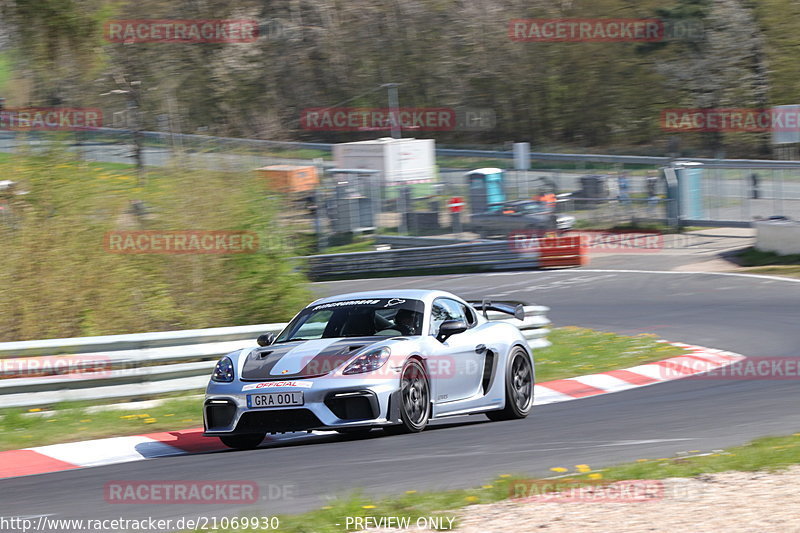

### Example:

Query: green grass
xmin=534 ymin=327 xmax=686 ymax=382
xmin=0 ymin=392 xmax=204 ymax=451
xmin=0 ymin=149 xmax=310 ymax=341
xmin=738 ymin=247 xmax=800 ymax=267
xmin=317 ymin=239 xmax=377 ymax=254
xmin=193 ymin=430 xmax=800 ymax=533
xmin=0 ymin=52 xmax=10 ymax=93
xmin=738 ymin=265 xmax=800 ymax=279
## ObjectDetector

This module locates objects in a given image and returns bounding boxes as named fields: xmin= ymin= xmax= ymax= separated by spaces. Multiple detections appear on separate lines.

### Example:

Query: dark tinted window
xmin=276 ymin=298 xmax=425 ymax=341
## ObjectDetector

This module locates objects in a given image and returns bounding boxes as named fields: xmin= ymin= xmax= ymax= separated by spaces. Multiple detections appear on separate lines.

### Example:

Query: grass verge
xmin=533 ymin=326 xmax=686 ymax=382
xmin=738 ymin=247 xmax=800 ymax=266
xmin=0 ymin=327 xmax=686 ymax=451
xmin=0 ymin=392 xmax=204 ymax=451
xmin=738 ymin=265 xmax=800 ymax=279
xmin=191 ymin=431 xmax=800 ymax=533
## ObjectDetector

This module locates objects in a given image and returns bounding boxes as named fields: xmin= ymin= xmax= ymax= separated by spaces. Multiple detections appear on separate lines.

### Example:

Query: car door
xmin=428 ymin=298 xmax=485 ymax=403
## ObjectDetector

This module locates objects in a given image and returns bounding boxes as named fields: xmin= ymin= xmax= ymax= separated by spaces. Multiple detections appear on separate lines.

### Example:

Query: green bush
xmin=0 ymin=147 xmax=310 ymax=341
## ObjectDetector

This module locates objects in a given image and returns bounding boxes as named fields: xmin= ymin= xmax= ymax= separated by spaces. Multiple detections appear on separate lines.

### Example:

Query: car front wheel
xmin=385 ymin=359 xmax=430 ymax=434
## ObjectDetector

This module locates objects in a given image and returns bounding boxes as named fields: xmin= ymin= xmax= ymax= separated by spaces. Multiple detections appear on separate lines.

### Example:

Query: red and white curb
xmin=0 ymin=342 xmax=744 ymax=481
xmin=533 ymin=341 xmax=745 ymax=405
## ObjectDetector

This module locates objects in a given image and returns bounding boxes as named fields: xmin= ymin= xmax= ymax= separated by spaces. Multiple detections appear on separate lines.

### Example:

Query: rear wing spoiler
xmin=467 ymin=299 xmax=526 ymax=321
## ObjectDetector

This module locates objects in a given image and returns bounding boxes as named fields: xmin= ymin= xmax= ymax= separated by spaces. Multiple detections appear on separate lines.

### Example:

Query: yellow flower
xmin=465 ymin=496 xmax=478 ymax=502
xmin=362 ymin=505 xmax=376 ymax=509
xmin=143 ymin=418 xmax=157 ymax=424
xmin=588 ymin=473 xmax=603 ymax=480
xmin=79 ymin=419 xmax=91 ymax=423
xmin=482 ymin=485 xmax=493 ymax=489
xmin=405 ymin=490 xmax=417 ymax=494
xmin=550 ymin=467 xmax=568 ymax=473
xmin=28 ymin=408 xmax=42 ymax=412
xmin=575 ymin=464 xmax=591 ymax=472
xmin=499 ymin=474 xmax=511 ymax=478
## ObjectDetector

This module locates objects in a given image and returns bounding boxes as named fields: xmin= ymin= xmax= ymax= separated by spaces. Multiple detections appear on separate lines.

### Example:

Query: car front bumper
xmin=203 ymin=373 xmax=401 ymax=436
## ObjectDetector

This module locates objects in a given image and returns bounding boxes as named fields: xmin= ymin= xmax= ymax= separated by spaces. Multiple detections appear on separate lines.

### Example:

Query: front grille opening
xmin=235 ymin=409 xmax=324 ymax=433
xmin=205 ymin=400 xmax=237 ymax=429
xmin=325 ymin=392 xmax=378 ymax=420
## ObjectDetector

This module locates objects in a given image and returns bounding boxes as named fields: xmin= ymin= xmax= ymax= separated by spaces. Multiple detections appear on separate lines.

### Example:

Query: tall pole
xmin=383 ymin=83 xmax=401 ymax=139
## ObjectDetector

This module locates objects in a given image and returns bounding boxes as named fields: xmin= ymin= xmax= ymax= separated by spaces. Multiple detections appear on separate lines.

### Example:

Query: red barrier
xmin=537 ymin=235 xmax=588 ymax=268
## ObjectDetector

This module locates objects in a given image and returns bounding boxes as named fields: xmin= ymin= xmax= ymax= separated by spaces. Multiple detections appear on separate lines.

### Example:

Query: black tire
xmin=219 ymin=433 xmax=265 ymax=450
xmin=486 ymin=347 xmax=534 ymax=421
xmin=384 ymin=359 xmax=430 ymax=434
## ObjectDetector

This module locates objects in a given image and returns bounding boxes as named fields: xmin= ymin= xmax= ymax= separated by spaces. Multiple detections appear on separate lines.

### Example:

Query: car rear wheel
xmin=486 ymin=347 xmax=534 ymax=421
xmin=384 ymin=359 xmax=430 ymax=434
xmin=219 ymin=433 xmax=265 ymax=450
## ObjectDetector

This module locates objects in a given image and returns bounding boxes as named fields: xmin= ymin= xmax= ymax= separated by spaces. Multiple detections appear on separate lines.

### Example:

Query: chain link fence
xmin=3 ymin=128 xmax=800 ymax=248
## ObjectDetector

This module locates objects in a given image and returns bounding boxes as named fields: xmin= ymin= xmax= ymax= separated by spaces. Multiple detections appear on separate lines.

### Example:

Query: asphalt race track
xmin=2 ymin=269 xmax=799 ymax=528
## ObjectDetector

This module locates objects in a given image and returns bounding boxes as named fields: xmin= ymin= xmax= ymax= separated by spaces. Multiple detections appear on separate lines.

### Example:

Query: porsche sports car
xmin=203 ymin=289 xmax=535 ymax=449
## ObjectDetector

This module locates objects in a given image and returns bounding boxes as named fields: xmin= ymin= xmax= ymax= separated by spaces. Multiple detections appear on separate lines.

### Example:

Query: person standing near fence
xmin=617 ymin=174 xmax=631 ymax=205
xmin=646 ymin=174 xmax=659 ymax=216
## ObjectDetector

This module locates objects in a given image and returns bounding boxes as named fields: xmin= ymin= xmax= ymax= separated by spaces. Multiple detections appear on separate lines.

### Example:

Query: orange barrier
xmin=537 ymin=235 xmax=588 ymax=268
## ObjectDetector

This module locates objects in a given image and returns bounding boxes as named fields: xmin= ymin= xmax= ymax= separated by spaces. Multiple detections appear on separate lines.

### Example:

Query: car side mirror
xmin=257 ymin=333 xmax=276 ymax=347
xmin=436 ymin=320 xmax=468 ymax=343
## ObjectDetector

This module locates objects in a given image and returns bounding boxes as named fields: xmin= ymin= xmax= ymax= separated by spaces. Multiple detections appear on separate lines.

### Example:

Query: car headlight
xmin=342 ymin=347 xmax=391 ymax=375
xmin=211 ymin=356 xmax=235 ymax=382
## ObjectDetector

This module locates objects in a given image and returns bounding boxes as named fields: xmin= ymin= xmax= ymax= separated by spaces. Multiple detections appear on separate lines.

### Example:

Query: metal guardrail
xmin=0 ymin=307 xmax=550 ymax=408
xmin=303 ymin=240 xmax=540 ymax=280
xmin=0 ymin=324 xmax=287 ymax=408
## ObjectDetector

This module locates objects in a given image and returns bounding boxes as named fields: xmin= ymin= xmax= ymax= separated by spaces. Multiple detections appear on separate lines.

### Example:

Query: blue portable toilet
xmin=661 ymin=162 xmax=704 ymax=226
xmin=466 ymin=168 xmax=506 ymax=213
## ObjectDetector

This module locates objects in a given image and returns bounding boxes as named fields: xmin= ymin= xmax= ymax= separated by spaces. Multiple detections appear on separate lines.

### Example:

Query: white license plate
xmin=247 ymin=391 xmax=304 ymax=409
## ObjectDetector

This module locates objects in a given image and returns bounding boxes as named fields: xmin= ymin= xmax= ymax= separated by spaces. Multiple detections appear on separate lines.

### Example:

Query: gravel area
xmin=453 ymin=468 xmax=800 ymax=532
xmin=361 ymin=467 xmax=800 ymax=532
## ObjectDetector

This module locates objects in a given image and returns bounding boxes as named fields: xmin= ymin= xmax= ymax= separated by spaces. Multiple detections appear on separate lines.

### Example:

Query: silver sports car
xmin=203 ymin=289 xmax=535 ymax=449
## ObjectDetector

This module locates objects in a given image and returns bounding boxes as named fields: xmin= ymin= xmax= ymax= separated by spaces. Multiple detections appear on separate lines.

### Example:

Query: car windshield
xmin=275 ymin=298 xmax=425 ymax=342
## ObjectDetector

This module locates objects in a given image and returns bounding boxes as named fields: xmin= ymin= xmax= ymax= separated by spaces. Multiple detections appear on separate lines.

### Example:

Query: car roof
xmin=308 ymin=289 xmax=462 ymax=308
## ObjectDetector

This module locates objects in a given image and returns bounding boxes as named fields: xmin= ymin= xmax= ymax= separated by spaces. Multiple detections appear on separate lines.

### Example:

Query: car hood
xmin=240 ymin=337 xmax=385 ymax=380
